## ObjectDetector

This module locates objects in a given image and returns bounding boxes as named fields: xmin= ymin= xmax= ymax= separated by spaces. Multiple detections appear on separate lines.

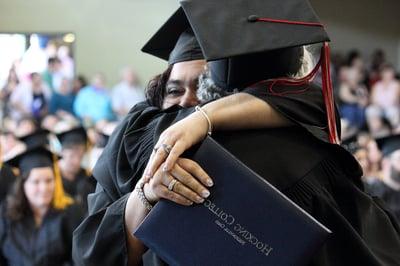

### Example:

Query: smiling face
xmin=23 ymin=167 xmax=55 ymax=210
xmin=162 ymin=59 xmax=206 ymax=109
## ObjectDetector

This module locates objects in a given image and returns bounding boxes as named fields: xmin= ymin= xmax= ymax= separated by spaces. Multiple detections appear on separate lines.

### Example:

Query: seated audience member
xmin=56 ymin=127 xmax=95 ymax=212
xmin=0 ymin=67 xmax=20 ymax=119
xmin=72 ymin=75 xmax=87 ymax=95
xmin=15 ymin=116 xmax=38 ymax=138
xmin=0 ymin=132 xmax=17 ymax=203
xmin=10 ymin=72 xmax=51 ymax=122
xmin=0 ymin=142 xmax=82 ymax=265
xmin=338 ymin=67 xmax=368 ymax=129
xmin=367 ymin=135 xmax=400 ymax=221
xmin=111 ymin=67 xmax=145 ymax=120
xmin=49 ymin=77 xmax=75 ymax=116
xmin=42 ymin=57 xmax=63 ymax=92
xmin=73 ymin=73 xmax=114 ymax=125
xmin=367 ymin=64 xmax=400 ymax=130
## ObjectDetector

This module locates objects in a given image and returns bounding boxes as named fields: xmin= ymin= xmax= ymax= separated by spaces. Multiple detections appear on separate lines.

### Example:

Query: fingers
xmin=163 ymin=141 xmax=186 ymax=172
xmin=162 ymin=173 xmax=206 ymax=204
xmin=149 ymin=184 xmax=193 ymax=206
xmin=171 ymin=163 xmax=211 ymax=199
xmin=177 ymin=158 xmax=213 ymax=187
xmin=145 ymin=141 xmax=175 ymax=178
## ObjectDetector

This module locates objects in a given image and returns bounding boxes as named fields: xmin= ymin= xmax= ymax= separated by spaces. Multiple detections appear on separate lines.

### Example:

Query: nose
xmin=179 ymin=87 xmax=199 ymax=108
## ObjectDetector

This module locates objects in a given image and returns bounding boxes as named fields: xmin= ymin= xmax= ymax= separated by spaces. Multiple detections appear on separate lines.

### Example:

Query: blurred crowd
xmin=1 ymin=46 xmax=400 ymax=264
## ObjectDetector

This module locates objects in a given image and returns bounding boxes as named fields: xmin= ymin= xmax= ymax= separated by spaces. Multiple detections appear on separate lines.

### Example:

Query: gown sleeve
xmin=72 ymin=183 xmax=131 ymax=266
xmin=243 ymin=82 xmax=341 ymax=143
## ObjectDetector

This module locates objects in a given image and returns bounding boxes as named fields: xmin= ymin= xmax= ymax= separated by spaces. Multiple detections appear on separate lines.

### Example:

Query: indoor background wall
xmin=1 ymin=0 xmax=399 ymax=86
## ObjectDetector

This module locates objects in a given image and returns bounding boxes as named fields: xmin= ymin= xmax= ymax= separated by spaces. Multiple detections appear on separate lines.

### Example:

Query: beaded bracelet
xmin=195 ymin=105 xmax=213 ymax=136
xmin=135 ymin=181 xmax=153 ymax=211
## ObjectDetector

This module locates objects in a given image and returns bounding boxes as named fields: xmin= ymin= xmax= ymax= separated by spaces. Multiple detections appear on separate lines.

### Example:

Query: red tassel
xmin=321 ymin=43 xmax=339 ymax=144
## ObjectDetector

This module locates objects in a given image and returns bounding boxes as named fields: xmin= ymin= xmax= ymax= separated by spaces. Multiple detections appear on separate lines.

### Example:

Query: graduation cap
xmin=17 ymin=129 xmax=50 ymax=148
xmin=5 ymin=145 xmax=57 ymax=176
xmin=55 ymin=126 xmax=88 ymax=148
xmin=4 ymin=144 xmax=74 ymax=210
xmin=376 ymin=135 xmax=400 ymax=157
xmin=341 ymin=134 xmax=359 ymax=154
xmin=143 ymin=0 xmax=338 ymax=144
xmin=142 ymin=8 xmax=203 ymax=65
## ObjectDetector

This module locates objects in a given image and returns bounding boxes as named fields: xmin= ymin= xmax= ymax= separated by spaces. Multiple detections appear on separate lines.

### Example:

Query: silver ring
xmin=161 ymin=143 xmax=172 ymax=154
xmin=168 ymin=179 xmax=178 ymax=191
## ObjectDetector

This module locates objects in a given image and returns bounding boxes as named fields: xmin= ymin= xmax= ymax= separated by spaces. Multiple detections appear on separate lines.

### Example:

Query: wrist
xmin=195 ymin=105 xmax=213 ymax=136
xmin=135 ymin=180 xmax=155 ymax=211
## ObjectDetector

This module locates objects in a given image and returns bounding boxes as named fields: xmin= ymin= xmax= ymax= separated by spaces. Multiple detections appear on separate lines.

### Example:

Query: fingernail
xmin=207 ymin=179 xmax=214 ymax=187
xmin=202 ymin=190 xmax=210 ymax=198
xmin=188 ymin=201 xmax=194 ymax=206
xmin=196 ymin=196 xmax=205 ymax=203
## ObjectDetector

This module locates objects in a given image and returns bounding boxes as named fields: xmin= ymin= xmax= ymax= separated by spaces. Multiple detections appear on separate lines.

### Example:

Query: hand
xmin=142 ymin=158 xmax=213 ymax=206
xmin=144 ymin=111 xmax=210 ymax=179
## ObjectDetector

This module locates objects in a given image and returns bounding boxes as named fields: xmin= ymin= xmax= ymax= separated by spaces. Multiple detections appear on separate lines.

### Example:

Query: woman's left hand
xmin=144 ymin=111 xmax=209 ymax=180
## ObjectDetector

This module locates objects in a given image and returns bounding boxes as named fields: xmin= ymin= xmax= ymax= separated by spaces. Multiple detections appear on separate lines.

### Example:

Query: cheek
xmin=162 ymin=97 xmax=179 ymax=109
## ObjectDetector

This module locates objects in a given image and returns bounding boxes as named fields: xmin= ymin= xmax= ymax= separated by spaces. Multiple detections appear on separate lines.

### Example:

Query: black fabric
xmin=209 ymin=47 xmax=303 ymax=91
xmin=376 ymin=135 xmax=400 ymax=157
xmin=168 ymin=28 xmax=204 ymax=65
xmin=62 ymin=169 xmax=96 ymax=214
xmin=17 ymin=129 xmax=50 ymax=149
xmin=366 ymin=181 xmax=400 ymax=222
xmin=0 ymin=165 xmax=16 ymax=203
xmin=141 ymin=8 xmax=191 ymax=62
xmin=56 ymin=127 xmax=87 ymax=147
xmin=73 ymin=92 xmax=400 ymax=265
xmin=0 ymin=204 xmax=83 ymax=266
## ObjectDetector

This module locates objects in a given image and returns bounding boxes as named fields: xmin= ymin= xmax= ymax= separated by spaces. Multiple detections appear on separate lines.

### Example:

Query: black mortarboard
xmin=4 ymin=145 xmax=57 ymax=176
xmin=18 ymin=129 xmax=50 ymax=148
xmin=141 ymin=8 xmax=203 ymax=65
xmin=376 ymin=135 xmax=400 ymax=157
xmin=56 ymin=126 xmax=87 ymax=147
xmin=341 ymin=134 xmax=359 ymax=154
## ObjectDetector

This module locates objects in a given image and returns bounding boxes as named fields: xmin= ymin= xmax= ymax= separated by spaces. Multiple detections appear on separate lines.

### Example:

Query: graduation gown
xmin=0 ymin=165 xmax=16 ymax=203
xmin=0 ymin=204 xmax=83 ymax=266
xmin=366 ymin=180 xmax=400 ymax=222
xmin=73 ymin=81 xmax=400 ymax=266
xmin=62 ymin=169 xmax=96 ymax=213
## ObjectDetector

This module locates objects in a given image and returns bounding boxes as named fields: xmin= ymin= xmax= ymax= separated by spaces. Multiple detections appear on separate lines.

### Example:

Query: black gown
xmin=73 ymin=81 xmax=400 ymax=266
xmin=0 ymin=165 xmax=16 ymax=203
xmin=0 ymin=204 xmax=83 ymax=266
xmin=366 ymin=180 xmax=400 ymax=222
xmin=62 ymin=169 xmax=96 ymax=213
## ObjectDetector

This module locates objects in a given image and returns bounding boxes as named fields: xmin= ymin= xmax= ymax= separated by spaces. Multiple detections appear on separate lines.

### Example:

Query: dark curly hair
xmin=145 ymin=66 xmax=173 ymax=108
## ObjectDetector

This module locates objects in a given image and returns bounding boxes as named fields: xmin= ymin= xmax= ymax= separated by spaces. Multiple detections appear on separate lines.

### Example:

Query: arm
xmin=145 ymin=92 xmax=292 ymax=176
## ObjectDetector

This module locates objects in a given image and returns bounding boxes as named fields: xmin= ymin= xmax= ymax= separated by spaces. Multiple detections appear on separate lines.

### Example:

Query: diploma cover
xmin=135 ymin=137 xmax=331 ymax=265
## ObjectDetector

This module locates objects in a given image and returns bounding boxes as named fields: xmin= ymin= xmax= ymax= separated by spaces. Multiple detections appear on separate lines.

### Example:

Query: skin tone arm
xmin=146 ymin=92 xmax=291 ymax=176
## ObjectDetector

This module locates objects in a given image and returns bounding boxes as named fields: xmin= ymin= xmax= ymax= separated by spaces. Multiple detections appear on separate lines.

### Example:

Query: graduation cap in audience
xmin=4 ymin=143 xmax=74 ymax=209
xmin=17 ymin=129 xmax=50 ymax=148
xmin=341 ymin=134 xmax=359 ymax=154
xmin=5 ymin=145 xmax=58 ymax=176
xmin=142 ymin=0 xmax=338 ymax=144
xmin=141 ymin=8 xmax=203 ymax=65
xmin=55 ymin=126 xmax=88 ymax=148
xmin=376 ymin=135 xmax=400 ymax=157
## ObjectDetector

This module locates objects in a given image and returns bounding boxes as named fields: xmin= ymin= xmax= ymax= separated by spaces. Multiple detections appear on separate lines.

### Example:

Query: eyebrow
xmin=166 ymin=80 xmax=183 ymax=86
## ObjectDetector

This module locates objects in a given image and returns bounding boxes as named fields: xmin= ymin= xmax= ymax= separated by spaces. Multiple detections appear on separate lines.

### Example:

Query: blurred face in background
xmin=162 ymin=59 xmax=206 ymax=109
xmin=381 ymin=66 xmax=395 ymax=82
xmin=61 ymin=144 xmax=86 ymax=174
xmin=390 ymin=150 xmax=400 ymax=172
xmin=91 ymin=73 xmax=106 ymax=89
xmin=367 ymin=139 xmax=382 ymax=165
xmin=24 ymin=167 xmax=55 ymax=210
